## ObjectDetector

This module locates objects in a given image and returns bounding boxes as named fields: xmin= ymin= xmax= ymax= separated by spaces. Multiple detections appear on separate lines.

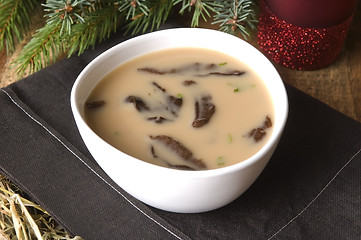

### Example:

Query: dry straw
xmin=0 ymin=176 xmax=83 ymax=240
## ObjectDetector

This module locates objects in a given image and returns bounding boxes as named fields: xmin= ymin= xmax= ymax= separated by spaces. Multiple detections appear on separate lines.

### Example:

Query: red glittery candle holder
xmin=257 ymin=0 xmax=354 ymax=70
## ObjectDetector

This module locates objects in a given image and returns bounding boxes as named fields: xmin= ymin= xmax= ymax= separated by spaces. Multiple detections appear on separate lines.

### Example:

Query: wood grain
xmin=1 ymin=3 xmax=360 ymax=122
xmin=275 ymin=3 xmax=361 ymax=122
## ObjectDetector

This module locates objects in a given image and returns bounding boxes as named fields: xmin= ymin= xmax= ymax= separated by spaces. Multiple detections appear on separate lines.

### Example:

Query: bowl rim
xmin=71 ymin=27 xmax=289 ymax=178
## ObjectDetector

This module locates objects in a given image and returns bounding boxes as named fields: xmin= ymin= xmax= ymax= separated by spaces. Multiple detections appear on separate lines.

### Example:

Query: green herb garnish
xmin=227 ymin=82 xmax=256 ymax=93
xmin=227 ymin=133 xmax=233 ymax=143
xmin=177 ymin=93 xmax=183 ymax=98
xmin=217 ymin=156 xmax=225 ymax=166
xmin=218 ymin=62 xmax=227 ymax=66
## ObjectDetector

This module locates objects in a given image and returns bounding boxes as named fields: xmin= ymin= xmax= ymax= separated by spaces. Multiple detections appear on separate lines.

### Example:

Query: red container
xmin=258 ymin=0 xmax=357 ymax=70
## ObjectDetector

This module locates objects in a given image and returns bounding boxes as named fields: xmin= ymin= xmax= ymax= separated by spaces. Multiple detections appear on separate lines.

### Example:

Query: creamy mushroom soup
xmin=84 ymin=47 xmax=274 ymax=170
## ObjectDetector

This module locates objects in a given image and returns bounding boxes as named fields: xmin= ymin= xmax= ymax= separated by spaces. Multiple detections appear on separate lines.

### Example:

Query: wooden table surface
xmin=1 ymin=4 xmax=360 ymax=123
xmin=273 ymin=4 xmax=361 ymax=123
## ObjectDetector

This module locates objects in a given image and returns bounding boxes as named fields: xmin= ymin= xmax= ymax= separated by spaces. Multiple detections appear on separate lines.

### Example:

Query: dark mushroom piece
xmin=85 ymin=100 xmax=106 ymax=109
xmin=124 ymin=82 xmax=183 ymax=123
xmin=138 ymin=67 xmax=167 ymax=75
xmin=248 ymin=116 xmax=273 ymax=142
xmin=195 ymin=70 xmax=245 ymax=77
xmin=152 ymin=81 xmax=166 ymax=92
xmin=138 ymin=62 xmax=243 ymax=76
xmin=124 ymin=96 xmax=150 ymax=112
xmin=183 ymin=80 xmax=197 ymax=86
xmin=147 ymin=116 xmax=169 ymax=124
xmin=150 ymin=135 xmax=207 ymax=170
xmin=192 ymin=95 xmax=216 ymax=128
xmin=248 ymin=128 xmax=267 ymax=142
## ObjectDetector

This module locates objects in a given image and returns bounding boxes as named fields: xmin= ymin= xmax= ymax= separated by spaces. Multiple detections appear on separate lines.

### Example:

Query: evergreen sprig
xmin=0 ymin=0 xmax=40 ymax=55
xmin=42 ymin=0 xmax=93 ymax=34
xmin=118 ymin=0 xmax=150 ymax=20
xmin=67 ymin=2 xmax=122 ymax=57
xmin=125 ymin=0 xmax=174 ymax=34
xmin=2 ymin=0 xmax=259 ymax=77
xmin=12 ymin=20 xmax=64 ymax=75
xmin=175 ymin=0 xmax=222 ymax=27
xmin=213 ymin=0 xmax=259 ymax=39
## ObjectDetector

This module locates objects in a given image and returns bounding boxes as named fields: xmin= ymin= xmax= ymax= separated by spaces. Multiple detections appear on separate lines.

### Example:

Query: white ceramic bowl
xmin=71 ymin=28 xmax=288 ymax=213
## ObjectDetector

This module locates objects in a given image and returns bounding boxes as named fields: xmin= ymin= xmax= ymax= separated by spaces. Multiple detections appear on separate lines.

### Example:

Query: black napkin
xmin=0 ymin=26 xmax=360 ymax=239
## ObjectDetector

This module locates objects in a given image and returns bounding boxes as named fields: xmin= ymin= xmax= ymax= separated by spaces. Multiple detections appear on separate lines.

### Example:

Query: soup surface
xmin=84 ymin=48 xmax=274 ymax=170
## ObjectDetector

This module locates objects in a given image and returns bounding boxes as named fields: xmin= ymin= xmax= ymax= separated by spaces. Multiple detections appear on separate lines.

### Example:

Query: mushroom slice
xmin=192 ymin=95 xmax=216 ymax=128
xmin=124 ymin=96 xmax=150 ymax=112
xmin=150 ymin=135 xmax=207 ymax=170
xmin=125 ymin=82 xmax=183 ymax=123
xmin=248 ymin=116 xmax=273 ymax=142
xmin=85 ymin=100 xmax=106 ymax=109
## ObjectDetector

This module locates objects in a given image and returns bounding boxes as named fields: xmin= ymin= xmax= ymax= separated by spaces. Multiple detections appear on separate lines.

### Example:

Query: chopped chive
xmin=227 ymin=133 xmax=233 ymax=143
xmin=227 ymin=82 xmax=239 ymax=92
xmin=228 ymin=82 xmax=256 ymax=93
xmin=217 ymin=156 xmax=225 ymax=166
xmin=218 ymin=62 xmax=227 ymax=66
xmin=177 ymin=93 xmax=183 ymax=98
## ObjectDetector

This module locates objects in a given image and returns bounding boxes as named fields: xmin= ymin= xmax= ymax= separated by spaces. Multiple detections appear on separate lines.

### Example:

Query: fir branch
xmin=118 ymin=0 xmax=150 ymax=20
xmin=9 ymin=0 xmax=259 ymax=77
xmin=212 ymin=0 xmax=258 ymax=39
xmin=124 ymin=0 xmax=174 ymax=35
xmin=12 ymin=21 xmax=64 ymax=76
xmin=0 ymin=0 xmax=40 ymax=55
xmin=42 ymin=0 xmax=94 ymax=35
xmin=67 ymin=2 xmax=122 ymax=56
xmin=12 ymin=0 xmax=123 ymax=75
xmin=174 ymin=0 xmax=222 ymax=27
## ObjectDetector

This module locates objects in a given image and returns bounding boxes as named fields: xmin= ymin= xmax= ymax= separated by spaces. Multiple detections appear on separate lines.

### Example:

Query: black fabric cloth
xmin=0 ymin=25 xmax=360 ymax=239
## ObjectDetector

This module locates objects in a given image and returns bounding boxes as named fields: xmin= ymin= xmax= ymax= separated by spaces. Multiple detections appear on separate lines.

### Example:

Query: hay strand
xmin=0 ymin=176 xmax=83 ymax=240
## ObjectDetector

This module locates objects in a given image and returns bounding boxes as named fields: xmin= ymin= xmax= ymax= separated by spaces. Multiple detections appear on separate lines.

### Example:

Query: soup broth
xmin=84 ymin=48 xmax=274 ymax=170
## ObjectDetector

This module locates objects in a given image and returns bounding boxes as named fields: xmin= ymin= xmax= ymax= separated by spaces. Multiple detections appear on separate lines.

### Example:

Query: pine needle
xmin=67 ymin=3 xmax=122 ymax=57
xmin=212 ymin=0 xmax=259 ymax=39
xmin=125 ymin=0 xmax=174 ymax=35
xmin=2 ymin=0 xmax=259 ymax=78
xmin=11 ymin=21 xmax=64 ymax=76
xmin=174 ymin=0 xmax=222 ymax=27
xmin=0 ymin=0 xmax=40 ymax=55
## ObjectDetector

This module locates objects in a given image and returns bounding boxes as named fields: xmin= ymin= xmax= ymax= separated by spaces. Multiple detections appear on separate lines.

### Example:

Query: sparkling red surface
xmin=257 ymin=0 xmax=354 ymax=70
